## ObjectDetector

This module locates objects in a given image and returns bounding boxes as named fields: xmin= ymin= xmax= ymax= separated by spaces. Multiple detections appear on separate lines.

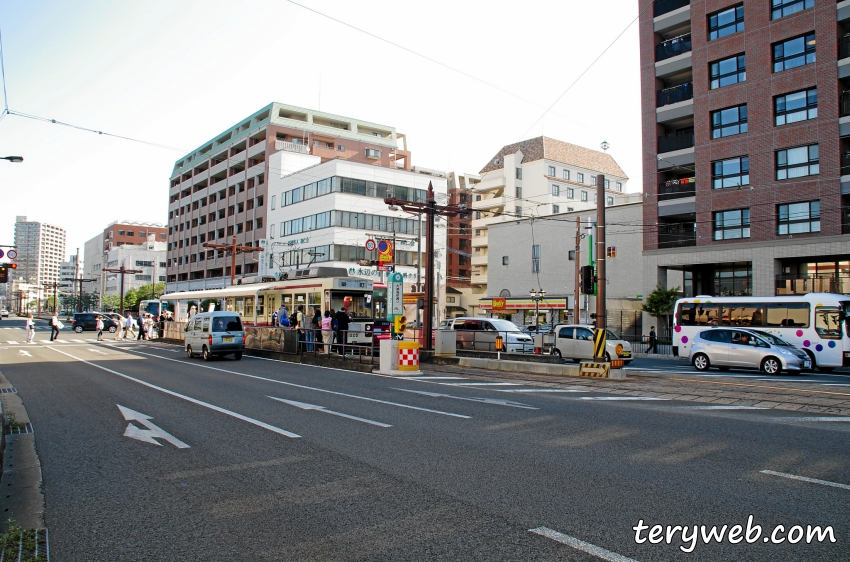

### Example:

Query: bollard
xmin=397 ymin=341 xmax=420 ymax=372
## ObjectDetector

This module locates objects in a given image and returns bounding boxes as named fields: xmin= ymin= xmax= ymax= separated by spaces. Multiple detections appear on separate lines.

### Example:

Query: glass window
xmin=552 ymin=184 xmax=560 ymax=196
xmin=606 ymin=197 xmax=614 ymax=206
xmin=516 ymin=206 xmax=523 ymax=218
xmin=775 ymin=88 xmax=817 ymax=126
xmin=577 ymin=172 xmax=584 ymax=183
xmin=815 ymin=307 xmax=842 ymax=339
xmin=708 ymin=5 xmax=744 ymax=41
xmin=604 ymin=179 xmax=610 ymax=189
xmin=714 ymin=209 xmax=750 ymax=240
xmin=548 ymin=166 xmax=555 ymax=176
xmin=778 ymin=201 xmax=820 ymax=235
xmin=563 ymin=170 xmax=570 ymax=180
xmin=516 ymin=167 xmax=522 ymax=179
xmin=558 ymin=327 xmax=574 ymax=339
xmin=776 ymin=145 xmax=819 ymax=180
xmin=773 ymin=33 xmax=816 ymax=72
xmin=532 ymin=244 xmax=540 ymax=273
xmin=713 ymin=264 xmax=753 ymax=297
xmin=516 ymin=186 xmax=522 ymax=199
xmin=710 ymin=55 xmax=746 ymax=89
xmin=711 ymin=105 xmax=748 ymax=138
xmin=591 ymin=175 xmax=597 ymax=185
xmin=713 ymin=156 xmax=749 ymax=189
xmin=616 ymin=182 xmax=623 ymax=191
xmin=581 ymin=191 xmax=588 ymax=202
xmin=553 ymin=205 xmax=560 ymax=213
xmin=772 ymin=0 xmax=814 ymax=20
xmin=502 ymin=256 xmax=509 ymax=265
xmin=567 ymin=188 xmax=574 ymax=199
xmin=575 ymin=327 xmax=593 ymax=341
xmin=766 ymin=302 xmax=810 ymax=328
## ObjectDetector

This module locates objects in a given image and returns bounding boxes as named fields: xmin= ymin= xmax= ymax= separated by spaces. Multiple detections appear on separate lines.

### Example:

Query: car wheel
xmin=202 ymin=346 xmax=211 ymax=361
xmin=604 ymin=352 xmax=611 ymax=362
xmin=761 ymin=356 xmax=781 ymax=375
xmin=552 ymin=348 xmax=562 ymax=358
xmin=186 ymin=345 xmax=194 ymax=358
xmin=108 ymin=326 xmax=117 ymax=333
xmin=74 ymin=326 xmax=83 ymax=333
xmin=692 ymin=353 xmax=710 ymax=371
xmin=234 ymin=352 xmax=243 ymax=360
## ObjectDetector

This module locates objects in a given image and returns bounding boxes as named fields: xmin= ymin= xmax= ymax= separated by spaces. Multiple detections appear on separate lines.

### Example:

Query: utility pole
xmin=384 ymin=182 xmax=469 ymax=351
xmin=202 ymin=235 xmax=263 ymax=286
xmin=101 ymin=266 xmax=137 ymax=315
xmin=41 ymin=281 xmax=65 ymax=315
xmin=594 ymin=174 xmax=607 ymax=361
xmin=416 ymin=212 xmax=422 ymax=327
xmin=574 ymin=217 xmax=581 ymax=324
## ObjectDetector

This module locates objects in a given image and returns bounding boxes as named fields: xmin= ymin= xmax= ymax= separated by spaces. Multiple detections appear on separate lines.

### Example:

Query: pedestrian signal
xmin=394 ymin=315 xmax=407 ymax=333
xmin=580 ymin=265 xmax=595 ymax=294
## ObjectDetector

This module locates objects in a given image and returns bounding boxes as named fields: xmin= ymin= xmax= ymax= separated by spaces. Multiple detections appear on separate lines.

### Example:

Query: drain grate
xmin=0 ymin=527 xmax=49 ymax=561
xmin=0 ymin=388 xmax=17 ymax=394
xmin=5 ymin=423 xmax=33 ymax=435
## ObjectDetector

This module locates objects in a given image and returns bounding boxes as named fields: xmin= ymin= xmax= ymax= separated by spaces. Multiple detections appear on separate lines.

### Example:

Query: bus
xmin=672 ymin=293 xmax=850 ymax=371
xmin=138 ymin=299 xmax=171 ymax=318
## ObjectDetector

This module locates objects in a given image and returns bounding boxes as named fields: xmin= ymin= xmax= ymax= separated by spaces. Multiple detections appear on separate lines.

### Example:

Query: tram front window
xmin=331 ymin=293 xmax=370 ymax=318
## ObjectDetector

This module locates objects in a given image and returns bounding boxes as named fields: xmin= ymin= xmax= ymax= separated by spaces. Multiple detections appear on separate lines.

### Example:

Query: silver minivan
xmin=689 ymin=328 xmax=810 ymax=374
xmin=441 ymin=317 xmax=533 ymax=353
xmin=185 ymin=312 xmax=246 ymax=361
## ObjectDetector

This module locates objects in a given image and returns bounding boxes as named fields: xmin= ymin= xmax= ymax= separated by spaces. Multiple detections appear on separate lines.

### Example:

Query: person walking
xmin=294 ymin=305 xmax=305 ymax=351
xmin=647 ymin=325 xmax=657 ymax=354
xmin=49 ymin=313 xmax=61 ymax=341
xmin=25 ymin=313 xmax=35 ymax=344
xmin=137 ymin=313 xmax=147 ymax=341
xmin=123 ymin=313 xmax=136 ymax=340
xmin=95 ymin=315 xmax=105 ymax=341
xmin=313 ymin=307 xmax=323 ymax=347
xmin=303 ymin=306 xmax=316 ymax=352
xmin=321 ymin=310 xmax=333 ymax=354
xmin=334 ymin=307 xmax=350 ymax=355
xmin=271 ymin=309 xmax=279 ymax=327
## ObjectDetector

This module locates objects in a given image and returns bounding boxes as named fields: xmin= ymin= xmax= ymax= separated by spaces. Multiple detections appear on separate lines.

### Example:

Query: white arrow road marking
xmin=393 ymin=388 xmax=538 ymax=410
xmin=268 ymin=396 xmax=391 ymax=427
xmin=18 ymin=350 xmax=31 ymax=357
xmin=44 ymin=346 xmax=300 ymax=439
xmin=117 ymin=405 xmax=190 ymax=448
xmin=87 ymin=348 xmax=107 ymax=355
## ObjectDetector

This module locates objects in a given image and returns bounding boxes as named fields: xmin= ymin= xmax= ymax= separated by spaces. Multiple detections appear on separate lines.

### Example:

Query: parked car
xmin=0 ymin=310 xmax=8 ymax=318
xmin=440 ymin=317 xmax=533 ymax=353
xmin=71 ymin=312 xmax=119 ymax=333
xmin=688 ymin=328 xmax=810 ymax=375
xmin=550 ymin=324 xmax=632 ymax=364
xmin=185 ymin=311 xmax=245 ymax=361
xmin=520 ymin=324 xmax=552 ymax=334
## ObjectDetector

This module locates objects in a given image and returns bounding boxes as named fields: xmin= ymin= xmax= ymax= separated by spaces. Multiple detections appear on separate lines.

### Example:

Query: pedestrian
xmin=124 ymin=313 xmax=136 ymax=339
xmin=279 ymin=306 xmax=290 ymax=327
xmin=321 ymin=310 xmax=333 ymax=354
xmin=271 ymin=309 xmax=279 ymax=327
xmin=137 ymin=313 xmax=147 ymax=341
xmin=334 ymin=307 xmax=350 ymax=355
xmin=49 ymin=313 xmax=61 ymax=341
xmin=647 ymin=325 xmax=657 ymax=354
xmin=329 ymin=308 xmax=336 ymax=352
xmin=95 ymin=315 xmax=104 ymax=341
xmin=25 ymin=313 xmax=35 ymax=344
xmin=303 ymin=306 xmax=316 ymax=352
xmin=313 ymin=307 xmax=323 ymax=347
xmin=294 ymin=305 xmax=305 ymax=351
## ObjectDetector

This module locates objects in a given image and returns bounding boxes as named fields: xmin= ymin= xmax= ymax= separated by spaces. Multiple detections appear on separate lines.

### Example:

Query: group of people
xmin=271 ymin=305 xmax=350 ymax=354
xmin=38 ymin=311 xmax=173 ymax=343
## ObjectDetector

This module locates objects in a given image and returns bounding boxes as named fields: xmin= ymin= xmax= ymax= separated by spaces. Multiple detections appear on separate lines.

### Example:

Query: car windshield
xmin=753 ymin=331 xmax=792 ymax=346
xmin=489 ymin=319 xmax=521 ymax=332
xmin=606 ymin=329 xmax=620 ymax=340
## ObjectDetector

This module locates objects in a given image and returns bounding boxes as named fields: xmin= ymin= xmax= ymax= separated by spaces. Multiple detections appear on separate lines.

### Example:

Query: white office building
xmin=103 ymin=236 xmax=167 ymax=296
xmin=13 ymin=216 xmax=67 ymax=301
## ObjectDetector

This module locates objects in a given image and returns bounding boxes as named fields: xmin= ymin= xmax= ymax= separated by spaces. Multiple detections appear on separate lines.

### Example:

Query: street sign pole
xmin=387 ymin=272 xmax=404 ymax=339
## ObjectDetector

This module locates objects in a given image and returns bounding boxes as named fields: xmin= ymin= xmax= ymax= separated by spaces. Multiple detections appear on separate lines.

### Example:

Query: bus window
xmin=678 ymin=303 xmax=720 ymax=326
xmin=765 ymin=302 xmax=810 ymax=328
xmin=815 ymin=307 xmax=842 ymax=339
xmin=724 ymin=304 xmax=764 ymax=327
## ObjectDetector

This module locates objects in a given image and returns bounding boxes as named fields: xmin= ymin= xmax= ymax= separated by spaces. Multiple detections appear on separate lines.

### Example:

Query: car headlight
xmin=777 ymin=347 xmax=794 ymax=356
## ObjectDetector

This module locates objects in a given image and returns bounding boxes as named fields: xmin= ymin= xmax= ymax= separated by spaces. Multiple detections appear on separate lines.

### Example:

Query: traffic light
xmin=417 ymin=298 xmax=425 ymax=310
xmin=394 ymin=315 xmax=407 ymax=333
xmin=0 ymin=266 xmax=6 ymax=283
xmin=580 ymin=265 xmax=595 ymax=294
xmin=606 ymin=246 xmax=617 ymax=258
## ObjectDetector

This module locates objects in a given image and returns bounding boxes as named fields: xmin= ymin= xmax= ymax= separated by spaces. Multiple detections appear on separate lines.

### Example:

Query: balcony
xmin=776 ymin=274 xmax=850 ymax=295
xmin=658 ymin=223 xmax=696 ymax=248
xmin=473 ymin=175 xmax=506 ymax=192
xmin=275 ymin=140 xmax=310 ymax=154
xmin=471 ymin=196 xmax=505 ymax=211
xmin=471 ymin=255 xmax=488 ymax=266
xmin=842 ymin=91 xmax=850 ymax=118
xmin=654 ymin=0 xmax=689 ymax=17
xmin=657 ymin=82 xmax=692 ymax=107
xmin=658 ymin=129 xmax=694 ymax=153
xmin=656 ymin=34 xmax=691 ymax=62
xmin=658 ymin=178 xmax=696 ymax=201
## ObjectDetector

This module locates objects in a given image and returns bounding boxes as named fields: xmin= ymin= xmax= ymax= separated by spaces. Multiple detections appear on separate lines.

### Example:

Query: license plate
xmin=621 ymin=352 xmax=631 ymax=357
xmin=222 ymin=337 xmax=233 ymax=343
xmin=803 ymin=361 xmax=811 ymax=368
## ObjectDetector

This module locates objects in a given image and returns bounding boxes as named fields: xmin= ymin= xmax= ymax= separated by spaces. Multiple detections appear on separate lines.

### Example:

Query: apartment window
xmin=606 ymin=197 xmax=614 ymax=206
xmin=708 ymin=5 xmax=744 ymax=41
xmin=553 ymin=205 xmax=560 ymax=214
xmin=567 ymin=187 xmax=574 ymax=199
xmin=581 ymin=191 xmax=588 ymax=202
xmin=475 ymin=229 xmax=481 ymax=236
xmin=552 ymin=184 xmax=560 ymax=196
xmin=502 ymin=256 xmax=509 ymax=265
xmin=563 ymin=170 xmax=570 ymax=180
xmin=713 ymin=156 xmax=749 ymax=189
xmin=772 ymin=0 xmax=813 ymax=20
xmin=365 ymin=148 xmax=381 ymax=158
xmin=475 ymin=211 xmax=482 ymax=219
xmin=577 ymin=172 xmax=584 ymax=183
xmin=271 ymin=195 xmax=276 ymax=210
xmin=714 ymin=209 xmax=750 ymax=240
xmin=515 ymin=206 xmax=523 ymax=217
xmin=616 ymin=182 xmax=623 ymax=191
xmin=776 ymin=145 xmax=819 ymax=180
xmin=126 ymin=231 xmax=134 ymax=236
xmin=270 ymin=223 xmax=276 ymax=239
xmin=773 ymin=34 xmax=816 ymax=73
xmin=594 ymin=194 xmax=598 ymax=203
xmin=516 ymin=186 xmax=523 ymax=199
xmin=710 ymin=55 xmax=746 ymax=89
xmin=548 ymin=165 xmax=556 ymax=176
xmin=775 ymin=88 xmax=817 ymax=126
xmin=590 ymin=175 xmax=597 ymax=185
xmin=778 ymin=201 xmax=820 ymax=234
xmin=516 ymin=167 xmax=522 ymax=179
xmin=475 ymin=195 xmax=482 ymax=201
xmin=117 ymin=230 xmax=124 ymax=236
xmin=711 ymin=105 xmax=748 ymax=138
xmin=532 ymin=245 xmax=540 ymax=273
xmin=338 ymin=145 xmax=345 ymax=151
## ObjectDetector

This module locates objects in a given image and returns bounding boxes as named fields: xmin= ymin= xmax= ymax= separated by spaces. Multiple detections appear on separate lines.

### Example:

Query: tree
xmin=641 ymin=285 xmax=680 ymax=335
xmin=200 ymin=299 xmax=218 ymax=313
xmin=101 ymin=294 xmax=121 ymax=312
xmin=123 ymin=288 xmax=139 ymax=312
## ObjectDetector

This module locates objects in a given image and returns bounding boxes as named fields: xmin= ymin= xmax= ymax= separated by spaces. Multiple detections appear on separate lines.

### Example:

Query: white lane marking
xmin=120 ymin=348 xmax=471 ymax=419
xmin=18 ymin=350 xmax=31 ymax=357
xmin=246 ymin=352 xmax=373 ymax=376
xmin=44 ymin=346 xmax=300 ymax=438
xmin=821 ymin=384 xmax=850 ymax=387
xmin=6 ymin=341 xmax=18 ymax=345
xmin=87 ymin=348 xmax=108 ymax=355
xmin=579 ymin=396 xmax=669 ymax=401
xmin=405 ymin=376 xmax=467 ymax=380
xmin=440 ymin=382 xmax=521 ymax=386
xmin=118 ymin=405 xmax=190 ymax=448
xmin=760 ymin=470 xmax=850 ymax=491
xmin=268 ymin=396 xmax=392 ymax=428
xmin=392 ymin=388 xmax=538 ymax=410
xmin=72 ymin=339 xmax=87 ymax=343
xmin=678 ymin=405 xmax=767 ymax=410
xmin=789 ymin=417 xmax=850 ymax=422
xmin=530 ymin=527 xmax=638 ymax=562
xmin=495 ymin=388 xmax=588 ymax=393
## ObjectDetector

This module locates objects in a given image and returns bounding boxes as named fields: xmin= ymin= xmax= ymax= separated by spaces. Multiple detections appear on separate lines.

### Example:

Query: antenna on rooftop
xmin=600 ymin=141 xmax=610 ymax=152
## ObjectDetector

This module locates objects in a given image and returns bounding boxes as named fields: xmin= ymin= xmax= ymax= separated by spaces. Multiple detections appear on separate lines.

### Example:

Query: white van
xmin=185 ymin=311 xmax=246 ymax=361
xmin=551 ymin=324 xmax=632 ymax=363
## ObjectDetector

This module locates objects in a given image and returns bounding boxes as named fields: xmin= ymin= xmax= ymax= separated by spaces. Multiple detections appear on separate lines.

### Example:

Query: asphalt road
xmin=0 ymin=318 xmax=848 ymax=561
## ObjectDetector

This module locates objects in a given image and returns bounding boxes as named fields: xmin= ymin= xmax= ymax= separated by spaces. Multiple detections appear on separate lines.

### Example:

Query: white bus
xmin=672 ymin=293 xmax=850 ymax=371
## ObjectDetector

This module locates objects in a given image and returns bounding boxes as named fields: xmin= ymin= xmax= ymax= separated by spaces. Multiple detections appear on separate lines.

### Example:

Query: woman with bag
xmin=50 ymin=313 xmax=61 ymax=342
xmin=320 ymin=310 xmax=333 ymax=354
xmin=25 ymin=313 xmax=35 ymax=344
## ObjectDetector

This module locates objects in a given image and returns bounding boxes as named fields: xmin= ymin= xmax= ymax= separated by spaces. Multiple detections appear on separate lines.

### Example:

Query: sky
xmin=0 ymin=0 xmax=643 ymax=257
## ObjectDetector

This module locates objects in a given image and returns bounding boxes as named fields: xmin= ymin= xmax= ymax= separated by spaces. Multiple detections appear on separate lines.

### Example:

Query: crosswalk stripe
xmin=6 ymin=341 xmax=17 ymax=345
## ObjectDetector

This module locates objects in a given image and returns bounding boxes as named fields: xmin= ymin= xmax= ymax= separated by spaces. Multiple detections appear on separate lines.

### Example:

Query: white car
xmin=441 ymin=317 xmax=533 ymax=353
xmin=0 ymin=310 xmax=8 ymax=318
xmin=550 ymin=324 xmax=632 ymax=363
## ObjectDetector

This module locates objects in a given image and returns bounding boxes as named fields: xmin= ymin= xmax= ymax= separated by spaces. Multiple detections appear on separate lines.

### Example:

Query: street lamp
xmin=530 ymin=288 xmax=546 ymax=331
xmin=1 ymin=156 xmax=23 ymax=163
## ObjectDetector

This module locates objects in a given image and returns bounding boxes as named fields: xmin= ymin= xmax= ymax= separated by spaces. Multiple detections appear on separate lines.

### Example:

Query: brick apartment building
xmin=641 ymin=0 xmax=850 ymax=297
xmin=445 ymin=172 xmax=478 ymax=288
xmin=165 ymin=102 xmax=411 ymax=291
xmin=83 ymin=221 xmax=167 ymax=295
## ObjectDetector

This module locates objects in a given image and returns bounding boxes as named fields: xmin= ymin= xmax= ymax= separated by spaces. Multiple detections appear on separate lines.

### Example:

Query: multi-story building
xmin=444 ymin=171 xmax=480 ymax=318
xmin=82 ymin=221 xmax=167 ymax=295
xmin=641 ymin=0 xmax=850 ymax=297
xmin=13 ymin=216 xmax=66 ymax=295
xmin=165 ymin=102 xmax=411 ymax=292
xmin=471 ymin=137 xmax=634 ymax=292
xmin=103 ymin=236 xmax=167 ymax=296
xmin=59 ymin=252 xmax=82 ymax=302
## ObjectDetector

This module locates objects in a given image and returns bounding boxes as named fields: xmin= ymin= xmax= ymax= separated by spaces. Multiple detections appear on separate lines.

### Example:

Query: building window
xmin=515 ymin=206 xmax=523 ymax=217
xmin=552 ymin=184 xmax=560 ymax=196
xmin=581 ymin=191 xmax=588 ymax=202
xmin=772 ymin=0 xmax=813 ymax=20
xmin=563 ymin=170 xmax=570 ymax=180
xmin=604 ymin=180 xmax=610 ymax=189
xmin=712 ymin=156 xmax=749 ymax=189
xmin=776 ymin=145 xmax=819 ymax=180
xmin=594 ymin=194 xmax=598 ymax=203
xmin=711 ymin=105 xmax=748 ymax=138
xmin=270 ymin=223 xmax=276 ymax=239
xmin=710 ymin=55 xmax=746 ymax=89
xmin=775 ymin=88 xmax=817 ymax=126
xmin=516 ymin=167 xmax=522 ymax=179
xmin=708 ymin=5 xmax=744 ymax=41
xmin=475 ymin=229 xmax=481 ymax=235
xmin=590 ymin=175 xmax=597 ymax=185
xmin=714 ymin=209 xmax=750 ymax=240
xmin=338 ymin=145 xmax=345 ymax=151
xmin=365 ymin=148 xmax=381 ymax=158
xmin=516 ymin=186 xmax=522 ymax=199
xmin=502 ymin=256 xmax=509 ymax=265
xmin=117 ymin=230 xmax=124 ymax=236
xmin=616 ymin=182 xmax=623 ymax=191
xmin=713 ymin=263 xmax=753 ymax=296
xmin=476 ymin=211 xmax=482 ymax=219
xmin=606 ymin=197 xmax=614 ymax=206
xmin=577 ymin=172 xmax=584 ymax=183
xmin=778 ymin=201 xmax=820 ymax=235
xmin=532 ymin=245 xmax=540 ymax=273
xmin=553 ymin=205 xmax=560 ymax=214
xmin=773 ymin=33 xmax=816 ymax=73
xmin=271 ymin=195 xmax=276 ymax=210
xmin=446 ymin=296 xmax=456 ymax=304
xmin=567 ymin=187 xmax=574 ymax=199
xmin=548 ymin=165 xmax=555 ymax=176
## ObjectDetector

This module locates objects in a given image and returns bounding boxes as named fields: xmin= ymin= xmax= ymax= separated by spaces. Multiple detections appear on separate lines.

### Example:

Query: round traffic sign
xmin=6 ymin=250 xmax=16 ymax=259
xmin=365 ymin=239 xmax=376 ymax=252
xmin=378 ymin=240 xmax=389 ymax=253
xmin=0 ymin=250 xmax=4 ymax=259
